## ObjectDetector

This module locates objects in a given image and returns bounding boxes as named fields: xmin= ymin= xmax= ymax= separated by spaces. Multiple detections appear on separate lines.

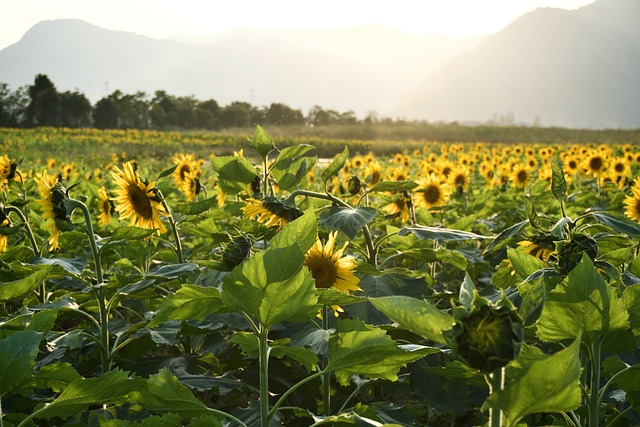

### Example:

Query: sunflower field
xmin=2 ymin=126 xmax=640 ymax=427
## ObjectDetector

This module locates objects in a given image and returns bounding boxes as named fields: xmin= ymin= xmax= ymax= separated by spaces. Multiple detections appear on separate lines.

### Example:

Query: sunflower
xmin=447 ymin=165 xmax=471 ymax=193
xmin=624 ymin=184 xmax=640 ymax=223
xmin=0 ymin=155 xmax=18 ymax=183
xmin=363 ymin=160 xmax=382 ymax=185
xmin=384 ymin=192 xmax=413 ymax=222
xmin=34 ymin=171 xmax=71 ymax=251
xmin=110 ymin=162 xmax=167 ymax=234
xmin=172 ymin=153 xmax=201 ymax=188
xmin=179 ymin=171 xmax=202 ymax=202
xmin=518 ymin=234 xmax=557 ymax=261
xmin=583 ymin=150 xmax=607 ymax=177
xmin=509 ymin=163 xmax=530 ymax=188
xmin=0 ymin=210 xmax=9 ymax=252
xmin=414 ymin=173 xmax=450 ymax=209
xmin=242 ymin=196 xmax=303 ymax=230
xmin=304 ymin=231 xmax=361 ymax=316
xmin=96 ymin=186 xmax=115 ymax=227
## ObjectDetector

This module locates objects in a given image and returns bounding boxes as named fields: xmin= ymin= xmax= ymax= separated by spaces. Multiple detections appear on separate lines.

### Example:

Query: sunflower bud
xmin=444 ymin=298 xmax=523 ymax=372
xmin=220 ymin=233 xmax=253 ymax=271
xmin=557 ymin=233 xmax=598 ymax=273
xmin=347 ymin=176 xmax=362 ymax=195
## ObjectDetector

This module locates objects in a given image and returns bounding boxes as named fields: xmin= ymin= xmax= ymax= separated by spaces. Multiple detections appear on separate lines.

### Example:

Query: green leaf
xmin=157 ymin=164 xmax=178 ymax=181
xmin=275 ymin=144 xmax=315 ymax=162
xmin=249 ymin=125 xmax=275 ymax=159
xmin=551 ymin=160 xmax=568 ymax=208
xmin=271 ymin=145 xmax=316 ymax=191
xmin=0 ymin=329 xmax=42 ymax=394
xmin=486 ymin=220 xmax=529 ymax=252
xmin=318 ymin=287 xmax=365 ymax=307
xmin=486 ymin=337 xmax=581 ymax=427
xmin=270 ymin=209 xmax=317 ymax=254
xmin=326 ymin=319 xmax=434 ymax=386
xmin=591 ymin=212 xmax=640 ymax=238
xmin=135 ymin=369 xmax=213 ymax=419
xmin=525 ymin=200 xmax=543 ymax=230
xmin=231 ymin=332 xmax=318 ymax=371
xmin=401 ymin=248 xmax=468 ymax=270
xmin=370 ymin=296 xmax=454 ymax=344
xmin=537 ymin=254 xmax=629 ymax=345
xmin=222 ymin=245 xmax=318 ymax=327
xmin=35 ymin=362 xmax=82 ymax=392
xmin=110 ymin=226 xmax=156 ymax=241
xmin=321 ymin=146 xmax=348 ymax=184
xmin=507 ymin=248 xmax=546 ymax=282
xmin=623 ymin=284 xmax=640 ymax=335
xmin=518 ymin=271 xmax=546 ymax=326
xmin=37 ymin=370 xmax=143 ymax=419
xmin=210 ymin=156 xmax=260 ymax=194
xmin=147 ymin=263 xmax=198 ymax=279
xmin=148 ymin=285 xmax=226 ymax=328
xmin=0 ymin=265 xmax=54 ymax=302
xmin=174 ymin=197 xmax=218 ymax=215
xmin=367 ymin=180 xmax=417 ymax=193
xmin=319 ymin=206 xmax=377 ymax=239
xmin=398 ymin=225 xmax=490 ymax=242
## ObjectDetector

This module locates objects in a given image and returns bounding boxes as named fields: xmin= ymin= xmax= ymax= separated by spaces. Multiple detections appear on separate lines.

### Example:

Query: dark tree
xmin=0 ymin=83 xmax=29 ymax=127
xmin=25 ymin=74 xmax=61 ymax=127
xmin=59 ymin=90 xmax=92 ymax=128
xmin=267 ymin=103 xmax=304 ymax=126
xmin=221 ymin=102 xmax=252 ymax=128
xmin=92 ymin=97 xmax=119 ymax=129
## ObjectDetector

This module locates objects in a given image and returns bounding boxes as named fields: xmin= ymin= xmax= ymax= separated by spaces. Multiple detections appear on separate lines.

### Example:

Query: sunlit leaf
xmin=591 ymin=211 xmax=640 ymax=238
xmin=485 ymin=220 xmax=529 ymax=252
xmin=109 ymin=226 xmax=157 ymax=241
xmin=551 ymin=160 xmax=567 ymax=208
xmin=320 ymin=206 xmax=377 ymax=239
xmin=321 ymin=146 xmax=348 ymax=184
xmin=367 ymin=180 xmax=417 ymax=193
xmin=0 ymin=265 xmax=54 ymax=302
xmin=35 ymin=361 xmax=82 ymax=392
xmin=210 ymin=156 xmax=260 ymax=194
xmin=485 ymin=337 xmax=581 ymax=427
xmin=249 ymin=125 xmax=275 ymax=159
xmin=174 ymin=197 xmax=218 ymax=215
xmin=148 ymin=285 xmax=226 ymax=328
xmin=370 ymin=296 xmax=454 ymax=344
xmin=398 ymin=225 xmax=490 ymax=242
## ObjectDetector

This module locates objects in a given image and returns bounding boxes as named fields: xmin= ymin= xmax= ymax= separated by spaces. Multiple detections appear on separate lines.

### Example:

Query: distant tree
xmin=113 ymin=91 xmax=150 ymax=129
xmin=221 ymin=102 xmax=252 ymax=128
xmin=0 ymin=83 xmax=29 ymax=127
xmin=25 ymin=74 xmax=61 ymax=127
xmin=93 ymin=97 xmax=119 ymax=129
xmin=267 ymin=102 xmax=304 ymax=126
xmin=307 ymin=105 xmax=330 ymax=126
xmin=59 ymin=90 xmax=92 ymax=127
xmin=196 ymin=99 xmax=222 ymax=129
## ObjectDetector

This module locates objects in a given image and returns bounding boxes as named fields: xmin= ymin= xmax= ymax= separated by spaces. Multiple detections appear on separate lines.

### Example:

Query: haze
xmin=0 ymin=0 xmax=595 ymax=51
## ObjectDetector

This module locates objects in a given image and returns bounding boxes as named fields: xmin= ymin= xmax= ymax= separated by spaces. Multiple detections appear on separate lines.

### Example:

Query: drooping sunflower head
xmin=96 ymin=186 xmax=115 ymax=227
xmin=414 ymin=173 xmax=450 ymax=209
xmin=0 ymin=207 xmax=10 ymax=253
xmin=34 ymin=171 xmax=72 ymax=251
xmin=179 ymin=171 xmax=202 ymax=202
xmin=110 ymin=161 xmax=167 ymax=234
xmin=242 ymin=196 xmax=303 ymax=230
xmin=0 ymin=155 xmax=19 ymax=183
xmin=384 ymin=191 xmax=413 ymax=222
xmin=363 ymin=160 xmax=382 ymax=186
xmin=518 ymin=233 xmax=557 ymax=261
xmin=304 ymin=231 xmax=361 ymax=295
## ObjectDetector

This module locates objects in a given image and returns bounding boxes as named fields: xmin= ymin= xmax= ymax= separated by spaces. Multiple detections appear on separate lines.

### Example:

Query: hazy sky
xmin=1 ymin=0 xmax=595 ymax=50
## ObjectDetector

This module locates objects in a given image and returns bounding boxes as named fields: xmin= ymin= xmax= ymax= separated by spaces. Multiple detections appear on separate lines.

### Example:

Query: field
xmin=2 ymin=125 xmax=640 ymax=426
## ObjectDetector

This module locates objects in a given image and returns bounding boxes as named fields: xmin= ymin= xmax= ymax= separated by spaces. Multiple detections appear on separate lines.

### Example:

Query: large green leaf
xmin=36 ymin=370 xmax=143 ymax=419
xmin=0 ymin=265 xmax=54 ymax=302
xmin=321 ymin=146 xmax=349 ymax=184
xmin=486 ymin=220 xmax=529 ymax=252
xmin=35 ymin=361 xmax=82 ymax=392
xmin=249 ymin=125 xmax=275 ymax=159
xmin=370 ymin=296 xmax=454 ymax=344
xmin=173 ymin=197 xmax=218 ymax=215
xmin=551 ymin=160 xmax=568 ymax=209
xmin=270 ymin=209 xmax=317 ymax=254
xmin=231 ymin=331 xmax=318 ymax=371
xmin=507 ymin=248 xmax=546 ymax=282
xmin=210 ymin=156 xmax=260 ymax=194
xmin=591 ymin=212 xmax=640 ymax=238
xmin=148 ymin=285 xmax=226 ymax=328
xmin=367 ymin=180 xmax=417 ymax=193
xmin=326 ymin=319 xmax=434 ymax=386
xmin=319 ymin=206 xmax=377 ymax=239
xmin=135 ymin=369 xmax=217 ymax=419
xmin=537 ymin=254 xmax=629 ymax=345
xmin=109 ymin=226 xmax=157 ymax=241
xmin=222 ymin=245 xmax=318 ymax=327
xmin=398 ymin=225 xmax=490 ymax=242
xmin=271 ymin=144 xmax=316 ymax=192
xmin=485 ymin=337 xmax=581 ymax=427
xmin=0 ymin=329 xmax=41 ymax=394
xmin=624 ymin=284 xmax=640 ymax=335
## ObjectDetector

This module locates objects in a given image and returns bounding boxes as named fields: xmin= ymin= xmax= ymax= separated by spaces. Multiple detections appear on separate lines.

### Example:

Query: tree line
xmin=0 ymin=74 xmax=370 ymax=130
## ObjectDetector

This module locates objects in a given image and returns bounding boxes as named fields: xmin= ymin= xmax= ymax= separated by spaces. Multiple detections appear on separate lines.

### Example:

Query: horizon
xmin=0 ymin=0 xmax=595 ymax=51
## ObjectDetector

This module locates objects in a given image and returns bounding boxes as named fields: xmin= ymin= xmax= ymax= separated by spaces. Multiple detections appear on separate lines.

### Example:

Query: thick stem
xmin=589 ymin=340 xmax=602 ymax=427
xmin=158 ymin=193 xmax=184 ymax=264
xmin=487 ymin=368 xmax=504 ymax=427
xmin=322 ymin=306 xmax=331 ymax=416
xmin=259 ymin=326 xmax=271 ymax=427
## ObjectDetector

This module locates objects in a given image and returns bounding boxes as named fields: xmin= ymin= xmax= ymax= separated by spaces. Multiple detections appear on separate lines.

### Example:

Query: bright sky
xmin=0 ymin=0 xmax=595 ymax=50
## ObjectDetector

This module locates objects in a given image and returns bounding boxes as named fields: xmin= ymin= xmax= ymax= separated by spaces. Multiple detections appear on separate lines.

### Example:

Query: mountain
xmin=393 ymin=0 xmax=640 ymax=129
xmin=0 ymin=19 xmax=481 ymax=116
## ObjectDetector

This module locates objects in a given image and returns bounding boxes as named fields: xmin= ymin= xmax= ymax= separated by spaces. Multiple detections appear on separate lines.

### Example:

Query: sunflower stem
xmin=4 ymin=205 xmax=40 ymax=257
xmin=588 ymin=338 xmax=603 ymax=427
xmin=158 ymin=191 xmax=184 ymax=264
xmin=322 ymin=306 xmax=331 ymax=416
xmin=69 ymin=199 xmax=110 ymax=374
xmin=486 ymin=367 xmax=504 ymax=427
xmin=259 ymin=325 xmax=271 ymax=427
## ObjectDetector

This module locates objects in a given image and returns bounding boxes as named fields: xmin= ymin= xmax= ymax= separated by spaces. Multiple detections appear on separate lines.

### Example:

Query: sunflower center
xmin=127 ymin=183 xmax=154 ymax=219
xmin=305 ymin=256 xmax=338 ymax=289
xmin=589 ymin=157 xmax=603 ymax=171
xmin=466 ymin=314 xmax=502 ymax=351
xmin=178 ymin=164 xmax=191 ymax=181
xmin=615 ymin=163 xmax=625 ymax=173
xmin=454 ymin=174 xmax=466 ymax=187
xmin=517 ymin=170 xmax=528 ymax=183
xmin=635 ymin=199 xmax=640 ymax=216
xmin=424 ymin=185 xmax=441 ymax=204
